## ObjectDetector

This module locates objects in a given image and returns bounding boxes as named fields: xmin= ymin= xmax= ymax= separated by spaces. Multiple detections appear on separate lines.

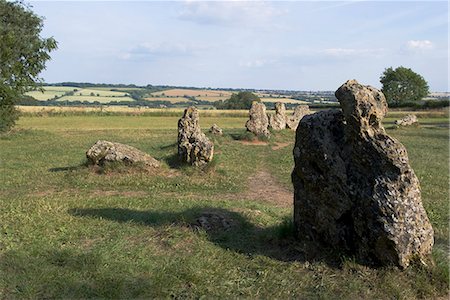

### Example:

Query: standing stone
xmin=395 ymin=114 xmax=418 ymax=126
xmin=268 ymin=102 xmax=287 ymax=130
xmin=292 ymin=79 xmax=434 ymax=268
xmin=286 ymin=105 xmax=311 ymax=130
xmin=209 ymin=124 xmax=223 ymax=136
xmin=178 ymin=107 xmax=214 ymax=166
xmin=245 ymin=101 xmax=270 ymax=137
xmin=86 ymin=140 xmax=160 ymax=168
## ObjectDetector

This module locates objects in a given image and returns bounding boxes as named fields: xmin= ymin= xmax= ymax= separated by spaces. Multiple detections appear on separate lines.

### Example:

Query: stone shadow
xmin=68 ymin=206 xmax=345 ymax=268
xmin=48 ymin=162 xmax=87 ymax=173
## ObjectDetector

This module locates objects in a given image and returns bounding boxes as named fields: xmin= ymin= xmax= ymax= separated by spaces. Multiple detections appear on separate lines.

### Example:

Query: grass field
xmin=0 ymin=111 xmax=448 ymax=298
xmin=25 ymin=86 xmax=133 ymax=103
xmin=72 ymin=89 xmax=129 ymax=97
xmin=25 ymin=86 xmax=79 ymax=101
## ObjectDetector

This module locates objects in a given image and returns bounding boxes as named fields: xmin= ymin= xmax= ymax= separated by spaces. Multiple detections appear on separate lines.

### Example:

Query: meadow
xmin=0 ymin=110 xmax=448 ymax=299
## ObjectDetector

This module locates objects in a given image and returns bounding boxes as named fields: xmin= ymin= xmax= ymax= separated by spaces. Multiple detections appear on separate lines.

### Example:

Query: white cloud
xmin=178 ymin=1 xmax=287 ymax=26
xmin=239 ymin=59 xmax=277 ymax=68
xmin=406 ymin=40 xmax=433 ymax=50
xmin=322 ymin=48 xmax=385 ymax=58
xmin=120 ymin=42 xmax=206 ymax=60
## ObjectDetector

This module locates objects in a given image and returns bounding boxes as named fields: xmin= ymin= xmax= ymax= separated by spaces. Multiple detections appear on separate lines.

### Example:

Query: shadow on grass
xmin=48 ymin=162 xmax=87 ymax=173
xmin=161 ymin=152 xmax=186 ymax=169
xmin=68 ymin=206 xmax=343 ymax=268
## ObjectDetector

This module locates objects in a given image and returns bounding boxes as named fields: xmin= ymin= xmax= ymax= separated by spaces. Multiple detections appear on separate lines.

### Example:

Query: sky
xmin=29 ymin=0 xmax=448 ymax=91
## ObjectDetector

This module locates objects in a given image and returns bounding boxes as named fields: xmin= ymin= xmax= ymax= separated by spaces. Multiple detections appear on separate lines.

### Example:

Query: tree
xmin=380 ymin=66 xmax=429 ymax=106
xmin=214 ymin=91 xmax=261 ymax=109
xmin=0 ymin=0 xmax=57 ymax=132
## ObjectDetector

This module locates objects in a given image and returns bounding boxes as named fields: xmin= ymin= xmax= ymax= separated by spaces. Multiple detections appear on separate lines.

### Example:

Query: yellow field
xmin=16 ymin=105 xmax=248 ymax=115
xmin=143 ymin=97 xmax=192 ymax=103
xmin=151 ymin=88 xmax=233 ymax=97
xmin=196 ymin=96 xmax=230 ymax=102
xmin=57 ymin=95 xmax=134 ymax=103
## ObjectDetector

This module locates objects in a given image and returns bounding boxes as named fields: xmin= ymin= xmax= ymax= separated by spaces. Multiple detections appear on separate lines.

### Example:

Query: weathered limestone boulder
xmin=292 ymin=79 xmax=434 ymax=268
xmin=245 ymin=101 xmax=270 ymax=137
xmin=286 ymin=105 xmax=311 ymax=130
xmin=209 ymin=124 xmax=223 ymax=136
xmin=178 ymin=107 xmax=214 ymax=166
xmin=268 ymin=102 xmax=287 ymax=130
xmin=86 ymin=140 xmax=160 ymax=168
xmin=395 ymin=114 xmax=418 ymax=126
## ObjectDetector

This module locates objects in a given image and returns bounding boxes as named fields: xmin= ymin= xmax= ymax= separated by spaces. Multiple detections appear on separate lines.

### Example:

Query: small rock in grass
xmin=394 ymin=114 xmax=418 ymax=126
xmin=209 ymin=124 xmax=223 ymax=135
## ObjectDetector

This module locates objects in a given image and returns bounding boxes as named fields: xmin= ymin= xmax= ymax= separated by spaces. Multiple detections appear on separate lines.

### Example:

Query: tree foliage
xmin=0 ymin=0 xmax=57 ymax=132
xmin=214 ymin=91 xmax=260 ymax=109
xmin=380 ymin=66 xmax=429 ymax=106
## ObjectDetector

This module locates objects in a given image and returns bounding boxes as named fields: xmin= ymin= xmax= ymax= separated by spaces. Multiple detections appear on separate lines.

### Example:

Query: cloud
xmin=178 ymin=1 xmax=287 ymax=26
xmin=239 ymin=59 xmax=277 ymax=68
xmin=322 ymin=48 xmax=386 ymax=58
xmin=322 ymin=48 xmax=384 ymax=57
xmin=405 ymin=40 xmax=433 ymax=50
xmin=120 ymin=42 xmax=205 ymax=61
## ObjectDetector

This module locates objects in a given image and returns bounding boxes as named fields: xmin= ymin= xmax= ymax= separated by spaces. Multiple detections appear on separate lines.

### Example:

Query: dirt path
xmin=227 ymin=170 xmax=293 ymax=207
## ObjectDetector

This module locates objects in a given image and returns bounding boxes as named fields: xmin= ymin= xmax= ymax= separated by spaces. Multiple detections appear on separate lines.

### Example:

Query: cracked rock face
xmin=269 ymin=102 xmax=287 ymax=131
xmin=178 ymin=107 xmax=214 ymax=166
xmin=292 ymin=79 xmax=434 ymax=268
xmin=86 ymin=140 xmax=161 ymax=168
xmin=245 ymin=101 xmax=270 ymax=137
xmin=286 ymin=105 xmax=311 ymax=131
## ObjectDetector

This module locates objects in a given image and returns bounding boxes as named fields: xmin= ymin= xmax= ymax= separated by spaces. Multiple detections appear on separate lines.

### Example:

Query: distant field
xmin=196 ymin=96 xmax=230 ymax=102
xmin=143 ymin=97 xmax=192 ymax=103
xmin=93 ymin=87 xmax=145 ymax=91
xmin=17 ymin=105 xmax=249 ymax=117
xmin=151 ymin=88 xmax=233 ymax=98
xmin=57 ymin=95 xmax=134 ymax=103
xmin=260 ymin=97 xmax=308 ymax=104
xmin=73 ymin=89 xmax=129 ymax=97
xmin=25 ymin=86 xmax=79 ymax=101
xmin=25 ymin=86 xmax=133 ymax=103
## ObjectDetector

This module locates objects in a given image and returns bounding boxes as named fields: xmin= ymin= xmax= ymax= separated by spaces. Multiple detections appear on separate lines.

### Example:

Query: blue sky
xmin=30 ymin=1 xmax=448 ymax=91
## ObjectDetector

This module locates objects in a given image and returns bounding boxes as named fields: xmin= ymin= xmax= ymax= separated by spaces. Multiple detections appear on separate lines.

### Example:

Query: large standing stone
xmin=286 ymin=105 xmax=311 ymax=130
xmin=86 ymin=140 xmax=160 ymax=168
xmin=268 ymin=102 xmax=287 ymax=130
xmin=292 ymin=79 xmax=434 ymax=268
xmin=395 ymin=114 xmax=418 ymax=126
xmin=245 ymin=101 xmax=270 ymax=137
xmin=178 ymin=107 xmax=214 ymax=166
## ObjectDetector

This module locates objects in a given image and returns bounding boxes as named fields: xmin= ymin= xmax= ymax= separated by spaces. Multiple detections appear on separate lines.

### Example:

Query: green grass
xmin=0 ymin=113 xmax=448 ymax=299
xmin=25 ymin=86 xmax=79 ymax=101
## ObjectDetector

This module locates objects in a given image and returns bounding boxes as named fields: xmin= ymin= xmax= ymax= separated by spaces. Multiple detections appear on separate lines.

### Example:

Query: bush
xmin=214 ymin=92 xmax=261 ymax=109
xmin=0 ymin=104 xmax=19 ymax=133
